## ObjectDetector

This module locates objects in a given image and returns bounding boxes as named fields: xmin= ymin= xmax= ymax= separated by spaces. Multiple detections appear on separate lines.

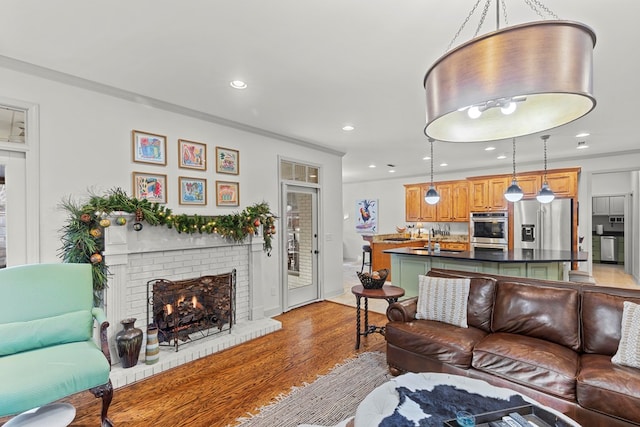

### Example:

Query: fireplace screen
xmin=147 ymin=270 xmax=236 ymax=351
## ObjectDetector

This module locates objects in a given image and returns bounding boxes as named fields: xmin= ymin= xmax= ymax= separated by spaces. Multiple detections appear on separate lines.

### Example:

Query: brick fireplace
xmin=103 ymin=213 xmax=281 ymax=388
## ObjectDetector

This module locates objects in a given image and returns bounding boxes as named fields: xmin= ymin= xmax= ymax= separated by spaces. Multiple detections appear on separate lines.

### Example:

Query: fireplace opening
xmin=147 ymin=269 xmax=236 ymax=351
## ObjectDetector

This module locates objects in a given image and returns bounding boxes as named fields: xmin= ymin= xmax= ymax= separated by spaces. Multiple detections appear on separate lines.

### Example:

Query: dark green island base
xmin=384 ymin=247 xmax=589 ymax=298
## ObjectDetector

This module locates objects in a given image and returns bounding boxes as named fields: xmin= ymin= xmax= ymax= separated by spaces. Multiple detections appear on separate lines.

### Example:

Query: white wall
xmin=0 ymin=66 xmax=344 ymax=316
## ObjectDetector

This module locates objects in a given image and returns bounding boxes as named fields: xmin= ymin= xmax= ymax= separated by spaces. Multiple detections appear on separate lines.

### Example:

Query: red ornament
xmin=80 ymin=213 xmax=91 ymax=223
xmin=253 ymin=219 xmax=261 ymax=227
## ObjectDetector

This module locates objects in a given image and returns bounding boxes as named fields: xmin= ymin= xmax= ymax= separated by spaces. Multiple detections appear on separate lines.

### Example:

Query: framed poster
xmin=178 ymin=139 xmax=207 ymax=170
xmin=355 ymin=199 xmax=378 ymax=233
xmin=132 ymin=172 xmax=167 ymax=203
xmin=179 ymin=176 xmax=207 ymax=205
xmin=216 ymin=181 xmax=239 ymax=206
xmin=132 ymin=130 xmax=167 ymax=165
xmin=215 ymin=146 xmax=239 ymax=175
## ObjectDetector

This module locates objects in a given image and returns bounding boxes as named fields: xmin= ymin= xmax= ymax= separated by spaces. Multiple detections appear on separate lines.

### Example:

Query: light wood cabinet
xmin=516 ymin=175 xmax=541 ymax=199
xmin=405 ymin=185 xmax=422 ymax=222
xmin=469 ymin=177 xmax=509 ymax=211
xmin=405 ymin=182 xmax=466 ymax=222
xmin=452 ymin=181 xmax=470 ymax=222
xmin=544 ymin=171 xmax=576 ymax=197
xmin=440 ymin=241 xmax=468 ymax=251
xmin=435 ymin=183 xmax=452 ymax=221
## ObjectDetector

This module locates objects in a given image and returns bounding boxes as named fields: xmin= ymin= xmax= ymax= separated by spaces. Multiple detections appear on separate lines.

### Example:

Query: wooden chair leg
xmin=90 ymin=379 xmax=114 ymax=427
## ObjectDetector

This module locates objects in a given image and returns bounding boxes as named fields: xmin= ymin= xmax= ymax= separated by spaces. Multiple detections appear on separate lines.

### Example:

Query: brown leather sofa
xmin=385 ymin=268 xmax=640 ymax=427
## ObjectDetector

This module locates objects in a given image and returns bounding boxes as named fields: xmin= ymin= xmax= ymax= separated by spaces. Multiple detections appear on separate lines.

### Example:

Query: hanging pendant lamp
xmin=537 ymin=134 xmax=555 ymax=204
xmin=425 ymin=138 xmax=440 ymax=205
xmin=504 ymin=138 xmax=523 ymax=202
xmin=424 ymin=1 xmax=596 ymax=143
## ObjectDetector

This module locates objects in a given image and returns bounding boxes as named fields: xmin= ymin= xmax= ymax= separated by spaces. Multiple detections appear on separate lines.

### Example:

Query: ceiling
xmin=1 ymin=1 xmax=639 ymax=184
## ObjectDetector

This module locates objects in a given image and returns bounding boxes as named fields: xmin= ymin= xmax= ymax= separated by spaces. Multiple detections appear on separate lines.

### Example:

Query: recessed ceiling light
xmin=368 ymin=164 xmax=376 ymax=168
xmin=577 ymin=141 xmax=589 ymax=149
xmin=575 ymin=132 xmax=590 ymax=138
xmin=497 ymin=154 xmax=507 ymax=160
xmin=440 ymin=162 xmax=448 ymax=167
xmin=389 ymin=169 xmax=396 ymax=173
xmin=485 ymin=146 xmax=496 ymax=151
xmin=342 ymin=125 xmax=355 ymax=131
xmin=422 ymin=156 xmax=431 ymax=160
xmin=230 ymin=80 xmax=247 ymax=89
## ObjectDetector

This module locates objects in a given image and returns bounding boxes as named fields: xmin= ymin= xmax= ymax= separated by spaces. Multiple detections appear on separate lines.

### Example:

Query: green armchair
xmin=0 ymin=263 xmax=113 ymax=426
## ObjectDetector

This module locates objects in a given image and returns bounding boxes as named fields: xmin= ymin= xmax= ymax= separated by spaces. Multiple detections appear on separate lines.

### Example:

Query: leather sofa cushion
xmin=385 ymin=320 xmax=487 ymax=368
xmin=472 ymin=332 xmax=578 ymax=400
xmin=427 ymin=271 xmax=496 ymax=332
xmin=582 ymin=291 xmax=640 ymax=355
xmin=577 ymin=354 xmax=640 ymax=424
xmin=492 ymin=281 xmax=580 ymax=351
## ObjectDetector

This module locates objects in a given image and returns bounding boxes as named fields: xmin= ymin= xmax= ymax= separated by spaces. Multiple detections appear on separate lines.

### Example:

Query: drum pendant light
xmin=423 ymin=1 xmax=596 ymax=143
xmin=537 ymin=134 xmax=555 ymax=204
xmin=504 ymin=138 xmax=523 ymax=202
xmin=424 ymin=138 xmax=440 ymax=205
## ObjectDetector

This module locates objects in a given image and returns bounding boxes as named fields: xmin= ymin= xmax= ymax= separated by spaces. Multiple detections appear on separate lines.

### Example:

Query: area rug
xmin=234 ymin=351 xmax=391 ymax=427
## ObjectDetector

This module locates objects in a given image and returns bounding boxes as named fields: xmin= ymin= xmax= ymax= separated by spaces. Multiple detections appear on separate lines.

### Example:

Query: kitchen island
xmin=385 ymin=247 xmax=588 ymax=297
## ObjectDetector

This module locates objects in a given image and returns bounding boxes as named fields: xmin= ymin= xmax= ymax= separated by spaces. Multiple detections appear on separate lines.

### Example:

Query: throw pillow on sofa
xmin=612 ymin=301 xmax=640 ymax=368
xmin=415 ymin=275 xmax=470 ymax=328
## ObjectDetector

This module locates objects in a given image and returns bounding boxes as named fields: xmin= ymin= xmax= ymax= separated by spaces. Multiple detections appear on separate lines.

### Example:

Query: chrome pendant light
xmin=537 ymin=134 xmax=555 ymax=204
xmin=504 ymin=138 xmax=523 ymax=202
xmin=425 ymin=137 xmax=440 ymax=205
xmin=424 ymin=0 xmax=596 ymax=143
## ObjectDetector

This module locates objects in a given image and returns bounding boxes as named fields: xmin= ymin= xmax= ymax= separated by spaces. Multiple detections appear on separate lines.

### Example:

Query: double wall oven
xmin=470 ymin=212 xmax=508 ymax=253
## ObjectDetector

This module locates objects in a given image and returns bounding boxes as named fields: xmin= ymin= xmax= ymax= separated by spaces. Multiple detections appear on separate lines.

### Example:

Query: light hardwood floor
xmin=592 ymin=263 xmax=638 ymax=289
xmin=0 ymin=302 xmax=386 ymax=427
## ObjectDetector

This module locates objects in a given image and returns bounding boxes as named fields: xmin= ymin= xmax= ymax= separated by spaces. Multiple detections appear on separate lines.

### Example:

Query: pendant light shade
xmin=537 ymin=134 xmax=555 ymax=204
xmin=424 ymin=137 xmax=440 ymax=205
xmin=424 ymin=20 xmax=596 ymax=142
xmin=425 ymin=186 xmax=440 ymax=205
xmin=504 ymin=138 xmax=523 ymax=202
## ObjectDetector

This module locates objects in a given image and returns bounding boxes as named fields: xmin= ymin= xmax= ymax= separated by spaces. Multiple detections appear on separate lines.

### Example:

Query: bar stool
xmin=361 ymin=244 xmax=372 ymax=274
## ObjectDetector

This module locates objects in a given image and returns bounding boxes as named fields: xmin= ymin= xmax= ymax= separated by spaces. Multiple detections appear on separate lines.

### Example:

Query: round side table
xmin=3 ymin=403 xmax=76 ymax=427
xmin=351 ymin=284 xmax=404 ymax=350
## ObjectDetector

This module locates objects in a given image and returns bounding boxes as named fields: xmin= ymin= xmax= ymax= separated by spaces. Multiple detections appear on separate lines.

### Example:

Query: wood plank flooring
xmin=592 ymin=263 xmax=638 ymax=288
xmin=0 ymin=301 xmax=387 ymax=427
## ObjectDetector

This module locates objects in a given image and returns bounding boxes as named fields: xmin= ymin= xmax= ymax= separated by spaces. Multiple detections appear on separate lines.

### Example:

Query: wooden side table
xmin=351 ymin=284 xmax=405 ymax=350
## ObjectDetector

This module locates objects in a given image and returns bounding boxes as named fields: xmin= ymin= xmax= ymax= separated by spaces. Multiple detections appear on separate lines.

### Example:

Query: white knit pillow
xmin=415 ymin=275 xmax=470 ymax=328
xmin=612 ymin=301 xmax=640 ymax=368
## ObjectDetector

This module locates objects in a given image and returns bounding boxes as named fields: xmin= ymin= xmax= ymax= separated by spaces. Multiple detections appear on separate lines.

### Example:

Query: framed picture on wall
xmin=179 ymin=176 xmax=207 ymax=205
xmin=132 ymin=172 xmax=167 ymax=203
xmin=178 ymin=139 xmax=207 ymax=170
xmin=216 ymin=180 xmax=239 ymax=206
xmin=355 ymin=199 xmax=378 ymax=233
xmin=215 ymin=146 xmax=239 ymax=175
xmin=132 ymin=130 xmax=167 ymax=165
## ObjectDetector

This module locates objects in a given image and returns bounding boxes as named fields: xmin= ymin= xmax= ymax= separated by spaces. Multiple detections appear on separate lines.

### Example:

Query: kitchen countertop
xmin=363 ymin=234 xmax=469 ymax=244
xmin=384 ymin=247 xmax=588 ymax=263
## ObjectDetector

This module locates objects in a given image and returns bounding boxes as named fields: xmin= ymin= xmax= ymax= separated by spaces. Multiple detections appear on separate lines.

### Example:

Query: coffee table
xmin=353 ymin=372 xmax=580 ymax=427
xmin=3 ymin=403 xmax=76 ymax=427
xmin=351 ymin=284 xmax=404 ymax=350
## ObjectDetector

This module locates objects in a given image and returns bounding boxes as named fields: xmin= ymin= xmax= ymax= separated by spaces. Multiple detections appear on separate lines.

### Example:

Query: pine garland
xmin=59 ymin=188 xmax=277 ymax=304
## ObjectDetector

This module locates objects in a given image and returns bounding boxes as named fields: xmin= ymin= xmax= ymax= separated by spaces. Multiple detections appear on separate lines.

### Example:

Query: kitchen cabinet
xmin=371 ymin=240 xmax=424 ymax=280
xmin=440 ymin=241 xmax=468 ymax=251
xmin=515 ymin=175 xmax=541 ymax=199
xmin=544 ymin=170 xmax=577 ymax=197
xmin=592 ymin=235 xmax=601 ymax=264
xmin=468 ymin=176 xmax=510 ymax=211
xmin=610 ymin=196 xmax=625 ymax=215
xmin=405 ymin=182 xmax=468 ymax=222
xmin=592 ymin=196 xmax=610 ymax=215
xmin=593 ymin=195 xmax=624 ymax=215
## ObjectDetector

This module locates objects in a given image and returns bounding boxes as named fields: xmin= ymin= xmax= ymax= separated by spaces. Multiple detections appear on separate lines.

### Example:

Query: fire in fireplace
xmin=147 ymin=270 xmax=236 ymax=351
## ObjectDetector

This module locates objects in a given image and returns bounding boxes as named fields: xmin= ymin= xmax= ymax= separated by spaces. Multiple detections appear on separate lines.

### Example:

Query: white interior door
xmin=0 ymin=149 xmax=27 ymax=266
xmin=284 ymin=185 xmax=319 ymax=310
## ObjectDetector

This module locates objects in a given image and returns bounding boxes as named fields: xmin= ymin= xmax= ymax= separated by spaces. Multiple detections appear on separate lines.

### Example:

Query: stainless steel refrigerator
xmin=513 ymin=198 xmax=573 ymax=251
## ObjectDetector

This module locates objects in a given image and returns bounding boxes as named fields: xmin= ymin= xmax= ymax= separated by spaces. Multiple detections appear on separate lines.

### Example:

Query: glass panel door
xmin=284 ymin=185 xmax=319 ymax=309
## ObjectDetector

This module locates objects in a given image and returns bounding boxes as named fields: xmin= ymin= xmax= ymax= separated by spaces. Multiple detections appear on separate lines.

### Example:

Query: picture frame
xmin=179 ymin=176 xmax=207 ymax=206
xmin=215 ymin=146 xmax=240 ymax=175
xmin=355 ymin=199 xmax=378 ymax=233
xmin=178 ymin=139 xmax=207 ymax=170
xmin=132 ymin=130 xmax=167 ymax=165
xmin=132 ymin=172 xmax=167 ymax=204
xmin=216 ymin=180 xmax=239 ymax=206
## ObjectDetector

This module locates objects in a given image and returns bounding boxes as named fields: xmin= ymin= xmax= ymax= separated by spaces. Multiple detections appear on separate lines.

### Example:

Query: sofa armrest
xmin=387 ymin=297 xmax=418 ymax=322
xmin=92 ymin=307 xmax=112 ymax=366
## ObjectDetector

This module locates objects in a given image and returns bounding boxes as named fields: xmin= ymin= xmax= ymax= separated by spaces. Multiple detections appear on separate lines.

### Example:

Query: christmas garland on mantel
xmin=59 ymin=188 xmax=277 ymax=303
